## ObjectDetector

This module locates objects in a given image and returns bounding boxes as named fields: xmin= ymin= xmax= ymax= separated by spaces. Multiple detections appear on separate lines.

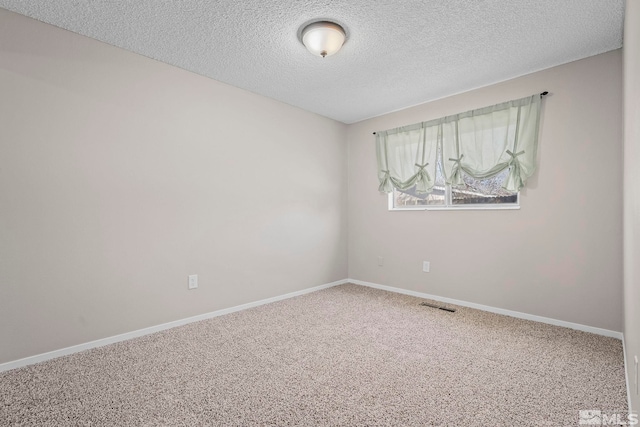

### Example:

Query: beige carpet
xmin=0 ymin=284 xmax=628 ymax=426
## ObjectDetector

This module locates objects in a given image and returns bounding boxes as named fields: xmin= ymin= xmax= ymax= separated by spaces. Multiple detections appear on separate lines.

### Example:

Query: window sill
xmin=389 ymin=205 xmax=520 ymax=211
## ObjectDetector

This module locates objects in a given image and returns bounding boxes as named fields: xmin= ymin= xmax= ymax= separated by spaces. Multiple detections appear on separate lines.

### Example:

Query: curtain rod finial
xmin=540 ymin=91 xmax=549 ymax=97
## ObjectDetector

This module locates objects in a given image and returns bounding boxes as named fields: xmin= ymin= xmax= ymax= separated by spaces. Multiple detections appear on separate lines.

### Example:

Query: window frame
xmin=388 ymin=183 xmax=520 ymax=211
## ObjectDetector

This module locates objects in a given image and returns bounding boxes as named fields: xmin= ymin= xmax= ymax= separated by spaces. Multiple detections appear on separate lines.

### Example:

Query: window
xmin=376 ymin=94 xmax=542 ymax=211
xmin=390 ymin=168 xmax=519 ymax=210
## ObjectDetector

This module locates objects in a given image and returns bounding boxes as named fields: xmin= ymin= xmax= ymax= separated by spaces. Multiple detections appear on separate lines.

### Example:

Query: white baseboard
xmin=0 ymin=279 xmax=349 ymax=373
xmin=1 ymin=277 xmax=624 ymax=374
xmin=348 ymin=279 xmax=624 ymax=340
xmin=623 ymin=335 xmax=634 ymax=414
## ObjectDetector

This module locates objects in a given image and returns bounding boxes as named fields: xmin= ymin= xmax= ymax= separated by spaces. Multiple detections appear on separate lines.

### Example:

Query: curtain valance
xmin=375 ymin=94 xmax=542 ymax=193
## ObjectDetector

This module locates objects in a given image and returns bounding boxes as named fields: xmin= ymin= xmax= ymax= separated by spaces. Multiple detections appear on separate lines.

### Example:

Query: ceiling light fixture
xmin=300 ymin=21 xmax=346 ymax=58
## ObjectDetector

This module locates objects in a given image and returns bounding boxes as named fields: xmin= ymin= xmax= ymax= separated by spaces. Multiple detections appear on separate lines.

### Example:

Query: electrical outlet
xmin=188 ymin=274 xmax=198 ymax=290
xmin=378 ymin=256 xmax=384 ymax=267
xmin=422 ymin=261 xmax=430 ymax=273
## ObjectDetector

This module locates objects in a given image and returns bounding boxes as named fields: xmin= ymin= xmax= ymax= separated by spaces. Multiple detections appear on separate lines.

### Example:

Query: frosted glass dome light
xmin=301 ymin=21 xmax=346 ymax=58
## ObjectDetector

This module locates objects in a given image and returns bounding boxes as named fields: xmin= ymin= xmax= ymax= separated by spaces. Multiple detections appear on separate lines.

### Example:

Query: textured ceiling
xmin=0 ymin=0 xmax=625 ymax=124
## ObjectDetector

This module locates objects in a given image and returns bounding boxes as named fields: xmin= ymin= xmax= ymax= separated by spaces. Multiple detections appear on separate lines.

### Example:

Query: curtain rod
xmin=372 ymin=91 xmax=549 ymax=135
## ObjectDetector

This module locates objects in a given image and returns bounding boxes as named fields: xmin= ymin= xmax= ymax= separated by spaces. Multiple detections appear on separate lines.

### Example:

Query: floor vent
xmin=420 ymin=302 xmax=456 ymax=312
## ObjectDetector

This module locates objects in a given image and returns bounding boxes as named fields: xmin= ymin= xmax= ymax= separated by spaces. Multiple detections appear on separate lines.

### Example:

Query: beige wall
xmin=624 ymin=0 xmax=640 ymax=412
xmin=0 ymin=5 xmax=629 ymax=371
xmin=0 ymin=9 xmax=348 ymax=364
xmin=348 ymin=50 xmax=623 ymax=332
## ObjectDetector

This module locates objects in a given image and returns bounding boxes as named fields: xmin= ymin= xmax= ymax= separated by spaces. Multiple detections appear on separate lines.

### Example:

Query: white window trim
xmin=388 ymin=186 xmax=520 ymax=211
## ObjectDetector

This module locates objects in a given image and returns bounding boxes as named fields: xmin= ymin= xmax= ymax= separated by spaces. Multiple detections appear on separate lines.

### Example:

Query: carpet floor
xmin=0 ymin=284 xmax=628 ymax=426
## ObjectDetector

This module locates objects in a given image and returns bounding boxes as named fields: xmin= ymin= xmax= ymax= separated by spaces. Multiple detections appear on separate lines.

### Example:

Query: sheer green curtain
xmin=376 ymin=123 xmax=439 ymax=193
xmin=376 ymin=94 xmax=542 ymax=193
